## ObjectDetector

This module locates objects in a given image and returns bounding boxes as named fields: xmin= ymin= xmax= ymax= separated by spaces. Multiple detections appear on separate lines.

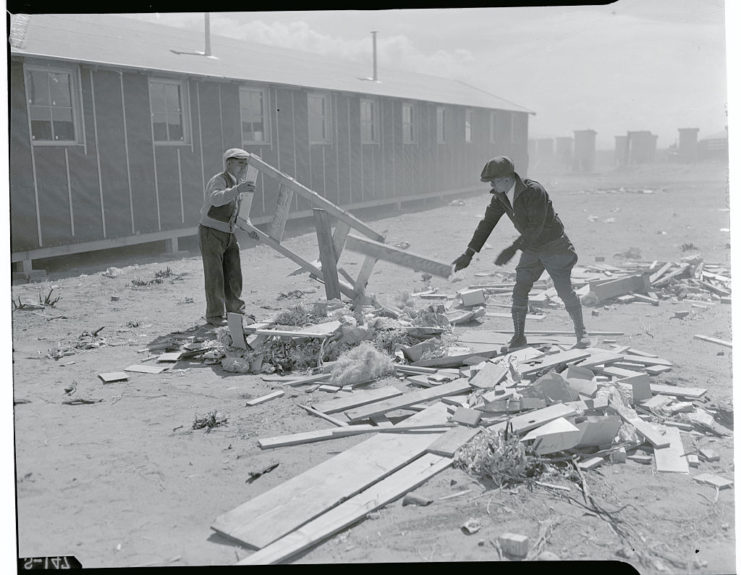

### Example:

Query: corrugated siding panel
xmin=292 ymin=92 xmax=311 ymax=214
xmin=93 ymin=69 xmax=132 ymax=238
xmin=9 ymin=60 xmax=39 ymax=251
xmin=122 ymin=71 xmax=158 ymax=234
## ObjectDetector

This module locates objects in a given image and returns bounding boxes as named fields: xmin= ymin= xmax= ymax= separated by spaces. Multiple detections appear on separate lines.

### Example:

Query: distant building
xmin=626 ymin=131 xmax=657 ymax=164
xmin=555 ymin=137 xmax=573 ymax=166
xmin=9 ymin=13 xmax=533 ymax=270
xmin=677 ymin=128 xmax=700 ymax=163
xmin=698 ymin=129 xmax=728 ymax=161
xmin=573 ymin=129 xmax=597 ymax=172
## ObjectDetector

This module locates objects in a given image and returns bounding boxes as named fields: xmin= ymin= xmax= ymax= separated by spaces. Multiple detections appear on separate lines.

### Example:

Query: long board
xmin=312 ymin=386 xmax=404 ymax=414
xmin=653 ymin=426 xmax=689 ymax=474
xmin=236 ymin=453 xmax=452 ymax=565
xmin=345 ymin=234 xmax=453 ymax=279
xmin=211 ymin=403 xmax=449 ymax=549
xmin=344 ymin=378 xmax=470 ymax=422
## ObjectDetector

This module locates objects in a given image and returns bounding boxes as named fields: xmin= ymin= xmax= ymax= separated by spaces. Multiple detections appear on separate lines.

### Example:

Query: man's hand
xmin=238 ymin=181 xmax=256 ymax=194
xmin=495 ymin=244 xmax=518 ymax=266
xmin=247 ymin=230 xmax=260 ymax=242
xmin=452 ymin=249 xmax=474 ymax=272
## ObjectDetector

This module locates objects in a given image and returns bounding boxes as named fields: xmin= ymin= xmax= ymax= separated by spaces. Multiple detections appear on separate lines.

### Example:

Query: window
xmin=149 ymin=78 xmax=190 ymax=144
xmin=465 ymin=109 xmax=473 ymax=143
xmin=489 ymin=111 xmax=497 ymax=144
xmin=240 ymin=87 xmax=270 ymax=145
xmin=402 ymin=103 xmax=415 ymax=144
xmin=308 ymin=92 xmax=332 ymax=144
xmin=24 ymin=63 xmax=83 ymax=144
xmin=436 ymin=106 xmax=446 ymax=144
xmin=360 ymin=99 xmax=379 ymax=144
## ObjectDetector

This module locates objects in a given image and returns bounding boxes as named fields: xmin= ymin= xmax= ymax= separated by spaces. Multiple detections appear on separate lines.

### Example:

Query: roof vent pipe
xmin=371 ymin=30 xmax=378 ymax=81
xmin=204 ymin=13 xmax=212 ymax=57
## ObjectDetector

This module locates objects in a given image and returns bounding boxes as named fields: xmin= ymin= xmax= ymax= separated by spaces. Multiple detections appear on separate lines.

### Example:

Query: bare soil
xmin=10 ymin=160 xmax=734 ymax=571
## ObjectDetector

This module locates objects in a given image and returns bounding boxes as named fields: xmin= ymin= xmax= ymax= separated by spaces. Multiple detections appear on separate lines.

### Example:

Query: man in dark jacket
xmin=198 ymin=148 xmax=259 ymax=326
xmin=452 ymin=156 xmax=590 ymax=349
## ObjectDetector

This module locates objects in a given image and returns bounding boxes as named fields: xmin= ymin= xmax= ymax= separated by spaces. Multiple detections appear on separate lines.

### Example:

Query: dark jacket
xmin=467 ymin=175 xmax=567 ymax=253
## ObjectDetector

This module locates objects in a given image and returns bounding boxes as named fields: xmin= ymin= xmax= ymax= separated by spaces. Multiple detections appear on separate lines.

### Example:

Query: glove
xmin=452 ymin=249 xmax=474 ymax=272
xmin=247 ymin=230 xmax=260 ymax=242
xmin=495 ymin=244 xmax=518 ymax=266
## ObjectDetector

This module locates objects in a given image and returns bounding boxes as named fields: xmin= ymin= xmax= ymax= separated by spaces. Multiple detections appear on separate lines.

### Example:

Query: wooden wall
xmin=9 ymin=57 xmax=529 ymax=256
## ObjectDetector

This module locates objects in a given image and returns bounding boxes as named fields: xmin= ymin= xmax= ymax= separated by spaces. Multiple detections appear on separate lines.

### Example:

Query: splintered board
xmin=519 ymin=349 xmax=591 ymax=376
xmin=488 ymin=403 xmax=578 ymax=435
xmin=344 ymin=379 xmax=470 ymax=422
xmin=124 ymin=364 xmax=171 ymax=374
xmin=212 ymin=403 xmax=449 ymax=549
xmin=427 ymin=426 xmax=482 ymax=457
xmin=236 ymin=453 xmax=452 ymax=565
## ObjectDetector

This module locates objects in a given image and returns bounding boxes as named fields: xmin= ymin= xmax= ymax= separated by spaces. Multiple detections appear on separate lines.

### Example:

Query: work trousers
xmin=198 ymin=224 xmax=245 ymax=321
xmin=512 ymin=235 xmax=580 ymax=309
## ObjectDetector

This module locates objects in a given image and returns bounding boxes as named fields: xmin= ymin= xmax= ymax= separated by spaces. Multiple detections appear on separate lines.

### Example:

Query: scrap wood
xmin=258 ymin=422 xmax=454 ymax=449
xmin=427 ymin=426 xmax=482 ymax=457
xmin=312 ymin=386 xmax=403 ymax=414
xmin=298 ymin=404 xmax=349 ymax=427
xmin=246 ymin=390 xmax=285 ymax=406
xmin=236 ymin=453 xmax=452 ymax=565
xmin=693 ymin=473 xmax=733 ymax=490
xmin=693 ymin=334 xmax=732 ymax=349
xmin=488 ymin=403 xmax=578 ymax=435
xmin=519 ymin=349 xmax=591 ymax=377
xmin=611 ymin=405 xmax=670 ymax=448
xmin=653 ymin=426 xmax=689 ymax=474
xmin=247 ymin=463 xmax=280 ymax=484
xmin=344 ymin=378 xmax=470 ymax=422
xmin=649 ymin=383 xmax=706 ymax=400
xmin=212 ymin=403 xmax=449 ymax=549
xmin=344 ymin=233 xmax=453 ymax=278
xmin=254 ymin=320 xmax=342 ymax=339
xmin=62 ymin=397 xmax=103 ymax=405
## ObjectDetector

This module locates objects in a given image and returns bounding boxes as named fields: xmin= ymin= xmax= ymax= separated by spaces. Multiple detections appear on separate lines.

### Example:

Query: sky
xmin=122 ymin=0 xmax=729 ymax=149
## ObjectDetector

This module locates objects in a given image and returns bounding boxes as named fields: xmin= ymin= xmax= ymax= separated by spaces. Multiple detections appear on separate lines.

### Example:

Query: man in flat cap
xmin=452 ymin=156 xmax=590 ymax=349
xmin=198 ymin=148 xmax=259 ymax=326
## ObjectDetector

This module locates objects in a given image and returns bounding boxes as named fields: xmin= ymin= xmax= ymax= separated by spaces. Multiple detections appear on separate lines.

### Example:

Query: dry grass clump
xmin=329 ymin=341 xmax=395 ymax=387
xmin=273 ymin=304 xmax=324 ymax=326
xmin=454 ymin=427 xmax=542 ymax=487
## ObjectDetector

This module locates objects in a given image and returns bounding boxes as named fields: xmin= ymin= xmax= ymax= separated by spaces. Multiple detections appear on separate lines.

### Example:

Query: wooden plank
xmin=254 ymin=321 xmax=342 ymax=339
xmin=589 ymin=274 xmax=650 ymax=301
xmin=649 ymin=383 xmax=707 ymax=399
xmin=488 ymin=403 xmax=578 ymax=435
xmin=313 ymin=209 xmax=341 ymax=300
xmin=575 ymin=349 xmax=625 ymax=369
xmin=353 ymin=255 xmax=379 ymax=297
xmin=411 ymin=345 xmax=499 ymax=368
xmin=297 ymin=403 xmax=348 ymax=427
xmin=345 ymin=234 xmax=453 ymax=279
xmin=267 ymin=184 xmax=294 ymax=242
xmin=344 ymin=378 xmax=470 ymax=422
xmin=227 ymin=312 xmax=247 ymax=349
xmin=212 ymin=403 xmax=449 ymax=548
xmin=653 ymin=426 xmax=689 ymax=474
xmin=245 ymin=390 xmax=285 ymax=406
xmin=427 ymin=426 xmax=482 ymax=457
xmin=599 ymin=366 xmax=647 ymax=379
xmin=312 ymin=386 xmax=404 ymax=414
xmin=612 ymin=406 xmax=670 ymax=448
xmin=124 ymin=364 xmax=171 ymax=374
xmin=236 ymin=453 xmax=452 ymax=565
xmin=620 ymin=354 xmax=672 ymax=367
xmin=649 ymin=262 xmax=673 ymax=284
xmin=469 ymin=361 xmax=508 ymax=389
xmin=156 ymin=351 xmax=182 ymax=362
xmin=451 ymin=407 xmax=482 ymax=427
xmin=257 ymin=422 xmax=452 ymax=449
xmin=519 ymin=349 xmax=591 ymax=377
xmin=331 ymin=220 xmax=352 ymax=259
xmin=521 ymin=417 xmax=581 ymax=455
xmin=693 ymin=473 xmax=734 ymax=490
xmin=98 ymin=371 xmax=128 ymax=383
xmin=693 ymin=334 xmax=732 ymax=349
xmin=246 ymin=154 xmax=385 ymax=242
xmin=652 ymin=263 xmax=690 ymax=287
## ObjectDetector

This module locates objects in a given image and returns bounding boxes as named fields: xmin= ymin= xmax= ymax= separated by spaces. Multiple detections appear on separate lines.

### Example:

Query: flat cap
xmin=480 ymin=156 xmax=515 ymax=181
xmin=223 ymin=148 xmax=250 ymax=163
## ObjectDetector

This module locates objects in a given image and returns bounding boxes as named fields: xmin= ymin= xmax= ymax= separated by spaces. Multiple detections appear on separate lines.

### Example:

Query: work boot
xmin=566 ymin=304 xmax=591 ymax=349
xmin=507 ymin=305 xmax=528 ymax=350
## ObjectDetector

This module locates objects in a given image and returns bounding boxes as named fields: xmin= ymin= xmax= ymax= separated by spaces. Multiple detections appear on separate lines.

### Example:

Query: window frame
xmin=23 ymin=61 xmax=84 ymax=146
xmin=360 ymin=98 xmax=379 ymax=144
xmin=402 ymin=102 xmax=416 ymax=144
xmin=308 ymin=91 xmax=333 ymax=145
xmin=436 ymin=106 xmax=446 ymax=144
xmin=148 ymin=76 xmax=191 ymax=146
xmin=465 ymin=109 xmax=473 ymax=143
xmin=239 ymin=86 xmax=271 ymax=146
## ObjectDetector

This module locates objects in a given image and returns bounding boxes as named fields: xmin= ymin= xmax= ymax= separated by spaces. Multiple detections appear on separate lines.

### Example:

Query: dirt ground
xmin=9 ymin=160 xmax=735 ymax=571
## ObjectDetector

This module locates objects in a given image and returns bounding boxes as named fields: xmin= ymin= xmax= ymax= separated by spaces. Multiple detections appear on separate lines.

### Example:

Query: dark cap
xmin=480 ymin=156 xmax=515 ymax=181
